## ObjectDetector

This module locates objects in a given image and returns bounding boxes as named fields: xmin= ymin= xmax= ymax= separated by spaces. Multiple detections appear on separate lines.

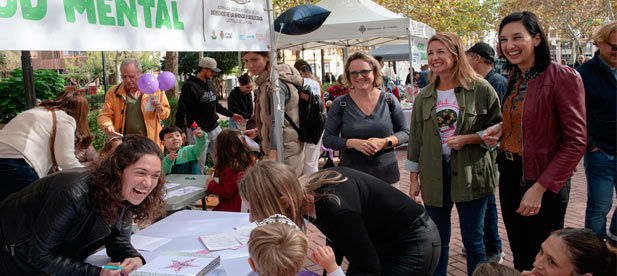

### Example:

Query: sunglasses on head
xmin=349 ymin=69 xmax=372 ymax=78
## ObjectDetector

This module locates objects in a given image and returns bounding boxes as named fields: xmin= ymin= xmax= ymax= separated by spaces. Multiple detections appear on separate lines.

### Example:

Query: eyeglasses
xmin=607 ymin=42 xmax=617 ymax=51
xmin=349 ymin=69 xmax=372 ymax=78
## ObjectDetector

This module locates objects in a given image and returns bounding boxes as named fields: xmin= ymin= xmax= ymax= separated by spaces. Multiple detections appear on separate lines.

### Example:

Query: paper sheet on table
xmin=131 ymin=235 xmax=172 ymax=252
xmin=164 ymin=186 xmax=203 ymax=200
xmin=233 ymin=223 xmax=257 ymax=231
xmin=165 ymin=183 xmax=181 ymax=190
xmin=199 ymin=228 xmax=253 ymax=251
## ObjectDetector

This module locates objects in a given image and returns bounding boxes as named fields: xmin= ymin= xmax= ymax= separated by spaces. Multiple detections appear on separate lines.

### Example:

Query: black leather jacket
xmin=0 ymin=169 xmax=144 ymax=276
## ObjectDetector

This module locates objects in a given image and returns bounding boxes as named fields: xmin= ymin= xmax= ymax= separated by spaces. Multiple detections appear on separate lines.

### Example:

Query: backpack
xmin=339 ymin=92 xmax=395 ymax=116
xmin=280 ymin=80 xmax=326 ymax=145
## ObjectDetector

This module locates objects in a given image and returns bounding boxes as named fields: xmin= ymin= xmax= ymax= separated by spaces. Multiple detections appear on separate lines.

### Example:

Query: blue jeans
xmin=425 ymin=156 xmax=488 ymax=276
xmin=0 ymin=158 xmax=39 ymax=202
xmin=584 ymin=149 xmax=616 ymax=240
xmin=483 ymin=194 xmax=502 ymax=255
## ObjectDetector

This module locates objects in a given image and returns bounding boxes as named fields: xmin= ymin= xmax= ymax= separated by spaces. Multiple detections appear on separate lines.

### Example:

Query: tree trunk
xmin=164 ymin=51 xmax=179 ymax=100
xmin=114 ymin=51 xmax=121 ymax=85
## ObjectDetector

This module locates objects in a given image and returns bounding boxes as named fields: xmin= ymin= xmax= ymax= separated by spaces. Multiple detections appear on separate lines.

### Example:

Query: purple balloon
xmin=138 ymin=74 xmax=159 ymax=94
xmin=158 ymin=71 xmax=176 ymax=91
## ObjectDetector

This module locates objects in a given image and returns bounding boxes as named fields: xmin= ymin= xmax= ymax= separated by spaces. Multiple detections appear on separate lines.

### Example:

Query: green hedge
xmin=0 ymin=69 xmax=65 ymax=123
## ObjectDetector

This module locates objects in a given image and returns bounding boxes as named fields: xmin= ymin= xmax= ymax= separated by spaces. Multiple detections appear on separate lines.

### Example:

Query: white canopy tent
xmin=276 ymin=0 xmax=434 ymax=70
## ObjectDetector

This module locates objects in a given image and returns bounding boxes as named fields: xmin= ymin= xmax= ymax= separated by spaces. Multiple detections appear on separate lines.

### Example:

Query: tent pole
xmin=320 ymin=49 xmax=325 ymax=83
xmin=266 ymin=0 xmax=284 ymax=162
xmin=407 ymin=34 xmax=414 ymax=102
xmin=21 ymin=51 xmax=36 ymax=110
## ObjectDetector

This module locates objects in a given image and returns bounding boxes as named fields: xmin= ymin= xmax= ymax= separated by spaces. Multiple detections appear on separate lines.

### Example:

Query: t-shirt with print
xmin=436 ymin=89 xmax=458 ymax=155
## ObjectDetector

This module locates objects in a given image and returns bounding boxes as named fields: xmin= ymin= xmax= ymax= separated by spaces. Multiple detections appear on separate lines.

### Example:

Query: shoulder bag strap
xmin=50 ymin=110 xmax=58 ymax=168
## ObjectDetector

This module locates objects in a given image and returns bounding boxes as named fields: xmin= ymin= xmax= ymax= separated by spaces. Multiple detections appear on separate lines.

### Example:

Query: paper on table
xmin=199 ymin=227 xmax=254 ymax=251
xmin=131 ymin=235 xmax=172 ymax=252
xmin=165 ymin=183 xmax=181 ymax=190
xmin=233 ymin=223 xmax=257 ymax=231
xmin=199 ymin=232 xmax=242 ymax=251
xmin=164 ymin=186 xmax=203 ymax=200
xmin=233 ymin=229 xmax=252 ymax=246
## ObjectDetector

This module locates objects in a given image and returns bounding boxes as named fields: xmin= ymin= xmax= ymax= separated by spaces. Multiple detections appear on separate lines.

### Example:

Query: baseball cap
xmin=467 ymin=42 xmax=495 ymax=63
xmin=198 ymin=57 xmax=221 ymax=73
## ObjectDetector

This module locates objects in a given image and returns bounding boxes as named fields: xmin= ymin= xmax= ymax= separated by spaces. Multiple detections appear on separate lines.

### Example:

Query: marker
xmin=102 ymin=265 xmax=123 ymax=270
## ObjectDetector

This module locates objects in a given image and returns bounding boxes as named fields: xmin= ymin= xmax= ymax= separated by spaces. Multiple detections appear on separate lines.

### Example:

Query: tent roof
xmin=367 ymin=44 xmax=412 ymax=61
xmin=276 ymin=0 xmax=434 ymax=50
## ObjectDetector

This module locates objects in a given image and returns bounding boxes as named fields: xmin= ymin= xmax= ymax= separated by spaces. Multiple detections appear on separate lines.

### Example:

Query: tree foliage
xmin=272 ymin=0 xmax=318 ymax=16
xmin=0 ymin=69 xmax=65 ymax=123
xmin=497 ymin=0 xmax=614 ymax=62
xmin=65 ymin=51 xmax=162 ymax=87
xmin=167 ymin=52 xmax=240 ymax=77
xmin=372 ymin=0 xmax=503 ymax=43
xmin=0 ymin=51 xmax=22 ymax=74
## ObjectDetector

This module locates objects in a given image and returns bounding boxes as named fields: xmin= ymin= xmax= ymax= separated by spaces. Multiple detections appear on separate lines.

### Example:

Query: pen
xmin=102 ymin=265 xmax=123 ymax=270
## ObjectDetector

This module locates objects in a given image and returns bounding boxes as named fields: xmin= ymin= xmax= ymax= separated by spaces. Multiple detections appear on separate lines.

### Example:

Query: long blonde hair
xmin=238 ymin=160 xmax=307 ymax=230
xmin=248 ymin=223 xmax=308 ymax=276
xmin=239 ymin=161 xmax=349 ymax=230
xmin=428 ymin=32 xmax=481 ymax=90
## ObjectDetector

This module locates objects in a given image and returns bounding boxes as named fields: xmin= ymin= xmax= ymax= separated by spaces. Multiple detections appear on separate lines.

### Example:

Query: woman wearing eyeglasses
xmin=406 ymin=32 xmax=502 ymax=276
xmin=322 ymin=52 xmax=409 ymax=184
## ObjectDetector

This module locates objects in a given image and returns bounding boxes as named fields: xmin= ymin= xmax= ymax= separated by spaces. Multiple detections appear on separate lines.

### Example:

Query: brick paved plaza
xmin=303 ymin=147 xmax=617 ymax=275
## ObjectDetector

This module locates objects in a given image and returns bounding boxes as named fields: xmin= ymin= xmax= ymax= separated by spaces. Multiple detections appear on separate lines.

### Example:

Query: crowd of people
xmin=0 ymin=10 xmax=615 ymax=276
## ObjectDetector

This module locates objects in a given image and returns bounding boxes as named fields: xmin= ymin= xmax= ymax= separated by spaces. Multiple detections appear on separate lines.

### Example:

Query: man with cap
xmin=463 ymin=42 xmax=507 ymax=264
xmin=466 ymin=42 xmax=507 ymax=103
xmin=176 ymin=57 xmax=244 ymax=171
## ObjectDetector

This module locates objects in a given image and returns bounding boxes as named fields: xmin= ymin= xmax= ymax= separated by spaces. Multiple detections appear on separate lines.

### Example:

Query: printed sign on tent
xmin=0 ymin=0 xmax=270 ymax=51
xmin=204 ymin=0 xmax=271 ymax=51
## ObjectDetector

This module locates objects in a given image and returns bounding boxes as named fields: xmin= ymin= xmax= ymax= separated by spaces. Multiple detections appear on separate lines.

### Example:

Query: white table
xmin=86 ymin=210 xmax=255 ymax=276
xmin=164 ymin=174 xmax=210 ymax=211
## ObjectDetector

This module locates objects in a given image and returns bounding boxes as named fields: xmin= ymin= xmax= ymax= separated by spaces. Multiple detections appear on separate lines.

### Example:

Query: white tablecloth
xmin=86 ymin=210 xmax=255 ymax=276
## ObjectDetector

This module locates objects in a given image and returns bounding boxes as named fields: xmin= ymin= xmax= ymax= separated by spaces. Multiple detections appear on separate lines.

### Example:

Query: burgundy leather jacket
xmin=504 ymin=62 xmax=586 ymax=194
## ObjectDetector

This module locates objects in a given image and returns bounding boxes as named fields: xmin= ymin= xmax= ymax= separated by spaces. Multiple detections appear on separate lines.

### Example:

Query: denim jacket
xmin=406 ymin=78 xmax=502 ymax=207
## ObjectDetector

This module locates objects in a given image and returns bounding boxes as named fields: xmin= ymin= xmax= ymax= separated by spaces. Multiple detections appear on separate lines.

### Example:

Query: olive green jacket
xmin=406 ymin=78 xmax=502 ymax=207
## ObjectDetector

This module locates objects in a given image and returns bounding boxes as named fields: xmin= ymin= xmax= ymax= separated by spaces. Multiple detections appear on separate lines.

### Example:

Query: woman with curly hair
xmin=0 ymin=135 xmax=166 ymax=276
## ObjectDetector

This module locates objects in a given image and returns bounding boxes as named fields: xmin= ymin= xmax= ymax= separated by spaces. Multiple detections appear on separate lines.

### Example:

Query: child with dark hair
xmin=206 ymin=129 xmax=254 ymax=212
xmin=159 ymin=125 xmax=207 ymax=175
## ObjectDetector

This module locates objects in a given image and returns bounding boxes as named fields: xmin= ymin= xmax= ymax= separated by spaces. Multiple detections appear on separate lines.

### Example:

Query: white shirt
xmin=0 ymin=108 xmax=83 ymax=178
xmin=436 ymin=88 xmax=459 ymax=155
xmin=303 ymin=78 xmax=321 ymax=96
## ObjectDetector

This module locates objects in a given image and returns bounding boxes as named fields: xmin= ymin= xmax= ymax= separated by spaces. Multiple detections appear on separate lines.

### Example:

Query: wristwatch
xmin=385 ymin=138 xmax=393 ymax=149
